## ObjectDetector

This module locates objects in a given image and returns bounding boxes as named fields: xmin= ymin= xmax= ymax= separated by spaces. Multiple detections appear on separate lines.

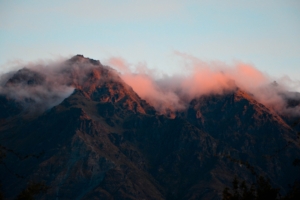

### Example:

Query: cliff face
xmin=0 ymin=55 xmax=299 ymax=200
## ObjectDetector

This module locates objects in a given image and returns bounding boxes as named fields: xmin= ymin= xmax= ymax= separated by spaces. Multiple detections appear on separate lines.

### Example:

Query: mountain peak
xmin=5 ymin=68 xmax=45 ymax=87
xmin=68 ymin=54 xmax=100 ymax=65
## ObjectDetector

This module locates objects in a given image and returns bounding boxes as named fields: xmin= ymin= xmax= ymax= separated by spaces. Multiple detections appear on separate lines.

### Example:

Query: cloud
xmin=0 ymin=62 xmax=74 ymax=114
xmin=106 ymin=57 xmax=130 ymax=73
xmin=108 ymin=52 xmax=300 ymax=116
xmin=121 ymin=73 xmax=184 ymax=112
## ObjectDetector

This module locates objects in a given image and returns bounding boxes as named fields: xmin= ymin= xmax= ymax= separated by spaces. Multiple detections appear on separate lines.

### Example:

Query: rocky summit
xmin=0 ymin=55 xmax=300 ymax=200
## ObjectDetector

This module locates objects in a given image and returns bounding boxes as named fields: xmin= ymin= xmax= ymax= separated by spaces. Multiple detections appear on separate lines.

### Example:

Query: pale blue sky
xmin=0 ymin=0 xmax=299 ymax=81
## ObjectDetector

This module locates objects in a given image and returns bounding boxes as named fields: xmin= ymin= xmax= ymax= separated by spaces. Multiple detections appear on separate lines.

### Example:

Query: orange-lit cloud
xmin=107 ymin=57 xmax=130 ymax=73
xmin=107 ymin=53 xmax=300 ymax=115
xmin=121 ymin=73 xmax=184 ymax=112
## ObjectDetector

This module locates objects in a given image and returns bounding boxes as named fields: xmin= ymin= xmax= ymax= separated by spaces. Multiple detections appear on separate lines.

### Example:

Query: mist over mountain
xmin=0 ymin=55 xmax=300 ymax=199
xmin=107 ymin=55 xmax=300 ymax=117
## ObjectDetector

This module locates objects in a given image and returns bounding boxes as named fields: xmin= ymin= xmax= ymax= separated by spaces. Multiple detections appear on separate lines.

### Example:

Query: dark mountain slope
xmin=179 ymin=89 xmax=300 ymax=195
xmin=0 ymin=94 xmax=164 ymax=199
xmin=0 ymin=95 xmax=22 ymax=120
xmin=0 ymin=55 xmax=299 ymax=200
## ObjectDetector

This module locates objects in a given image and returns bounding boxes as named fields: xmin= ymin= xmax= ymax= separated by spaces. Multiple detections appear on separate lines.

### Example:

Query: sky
xmin=0 ymin=0 xmax=300 ymax=83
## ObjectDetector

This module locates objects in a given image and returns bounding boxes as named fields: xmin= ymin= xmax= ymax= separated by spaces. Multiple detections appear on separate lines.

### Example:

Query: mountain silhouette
xmin=0 ymin=55 xmax=299 ymax=199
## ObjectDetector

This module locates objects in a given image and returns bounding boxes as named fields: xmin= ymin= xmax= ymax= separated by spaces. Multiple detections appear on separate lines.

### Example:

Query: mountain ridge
xmin=0 ymin=55 xmax=299 ymax=199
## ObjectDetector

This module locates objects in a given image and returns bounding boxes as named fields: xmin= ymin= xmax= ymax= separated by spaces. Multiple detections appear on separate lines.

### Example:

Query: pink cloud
xmin=107 ymin=53 xmax=298 ymax=115
xmin=107 ymin=57 xmax=130 ymax=73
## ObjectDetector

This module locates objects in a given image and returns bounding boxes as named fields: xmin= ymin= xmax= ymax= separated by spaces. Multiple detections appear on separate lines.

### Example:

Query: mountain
xmin=0 ymin=55 xmax=299 ymax=200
